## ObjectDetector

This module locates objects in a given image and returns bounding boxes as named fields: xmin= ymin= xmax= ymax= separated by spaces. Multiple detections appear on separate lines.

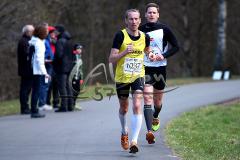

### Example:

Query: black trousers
xmin=72 ymin=76 xmax=81 ymax=105
xmin=31 ymin=75 xmax=44 ymax=113
xmin=19 ymin=76 xmax=33 ymax=113
xmin=56 ymin=73 xmax=74 ymax=110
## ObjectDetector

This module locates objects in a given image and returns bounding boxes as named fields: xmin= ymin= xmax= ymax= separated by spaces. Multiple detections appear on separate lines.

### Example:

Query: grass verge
xmin=0 ymin=99 xmax=20 ymax=116
xmin=0 ymin=84 xmax=116 ymax=116
xmin=0 ymin=77 xmax=237 ymax=116
xmin=165 ymin=101 xmax=240 ymax=160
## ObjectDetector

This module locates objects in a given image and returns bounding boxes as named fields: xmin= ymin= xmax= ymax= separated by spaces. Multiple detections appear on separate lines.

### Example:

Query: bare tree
xmin=214 ymin=0 xmax=227 ymax=70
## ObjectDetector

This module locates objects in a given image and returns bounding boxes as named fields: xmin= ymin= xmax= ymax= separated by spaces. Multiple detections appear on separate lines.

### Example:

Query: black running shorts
xmin=116 ymin=77 xmax=144 ymax=99
xmin=144 ymin=66 xmax=166 ymax=90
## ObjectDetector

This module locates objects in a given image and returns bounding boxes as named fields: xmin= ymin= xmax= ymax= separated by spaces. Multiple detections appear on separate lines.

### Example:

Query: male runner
xmin=139 ymin=3 xmax=179 ymax=144
xmin=109 ymin=9 xmax=154 ymax=153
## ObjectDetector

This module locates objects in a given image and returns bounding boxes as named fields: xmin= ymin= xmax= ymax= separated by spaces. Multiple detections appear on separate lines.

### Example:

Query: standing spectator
xmin=71 ymin=44 xmax=84 ymax=110
xmin=29 ymin=24 xmax=49 ymax=118
xmin=45 ymin=26 xmax=60 ymax=109
xmin=17 ymin=24 xmax=34 ymax=114
xmin=54 ymin=25 xmax=75 ymax=112
xmin=38 ymin=26 xmax=56 ymax=111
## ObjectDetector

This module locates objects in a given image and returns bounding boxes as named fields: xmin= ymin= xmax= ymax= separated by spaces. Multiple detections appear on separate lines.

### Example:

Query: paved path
xmin=0 ymin=80 xmax=240 ymax=160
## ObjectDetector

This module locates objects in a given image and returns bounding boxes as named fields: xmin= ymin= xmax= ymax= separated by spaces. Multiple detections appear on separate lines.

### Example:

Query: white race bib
xmin=123 ymin=58 xmax=142 ymax=74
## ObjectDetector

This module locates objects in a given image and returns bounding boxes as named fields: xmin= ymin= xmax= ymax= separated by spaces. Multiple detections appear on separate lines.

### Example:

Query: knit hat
xmin=55 ymin=25 xmax=65 ymax=34
xmin=74 ymin=44 xmax=83 ymax=50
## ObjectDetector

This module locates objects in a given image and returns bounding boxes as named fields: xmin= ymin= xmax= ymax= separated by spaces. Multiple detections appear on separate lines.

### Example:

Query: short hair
xmin=145 ymin=3 xmax=160 ymax=13
xmin=125 ymin=9 xmax=140 ymax=19
xmin=41 ymin=22 xmax=48 ymax=27
xmin=34 ymin=24 xmax=48 ymax=40
xmin=22 ymin=25 xmax=34 ymax=34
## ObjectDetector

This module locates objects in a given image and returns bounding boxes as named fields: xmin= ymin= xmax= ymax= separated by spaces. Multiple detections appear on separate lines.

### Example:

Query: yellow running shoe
xmin=152 ymin=117 xmax=160 ymax=132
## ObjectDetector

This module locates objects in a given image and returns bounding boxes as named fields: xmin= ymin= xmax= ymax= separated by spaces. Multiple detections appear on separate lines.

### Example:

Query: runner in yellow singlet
xmin=109 ymin=9 xmax=155 ymax=154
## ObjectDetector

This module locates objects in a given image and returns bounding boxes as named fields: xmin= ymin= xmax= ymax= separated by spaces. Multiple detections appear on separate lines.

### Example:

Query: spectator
xmin=38 ymin=26 xmax=56 ymax=111
xmin=29 ymin=24 xmax=49 ymax=118
xmin=54 ymin=25 xmax=75 ymax=112
xmin=45 ymin=26 xmax=60 ymax=109
xmin=17 ymin=24 xmax=34 ymax=114
xmin=71 ymin=43 xmax=84 ymax=110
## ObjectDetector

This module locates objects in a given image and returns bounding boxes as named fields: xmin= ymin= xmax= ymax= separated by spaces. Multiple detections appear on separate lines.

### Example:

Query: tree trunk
xmin=214 ymin=0 xmax=227 ymax=70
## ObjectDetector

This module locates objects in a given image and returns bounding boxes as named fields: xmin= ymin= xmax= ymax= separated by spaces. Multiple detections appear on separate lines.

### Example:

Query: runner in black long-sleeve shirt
xmin=139 ymin=2 xmax=179 ymax=144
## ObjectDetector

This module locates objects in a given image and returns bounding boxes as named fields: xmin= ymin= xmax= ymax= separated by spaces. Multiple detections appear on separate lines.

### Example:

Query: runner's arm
xmin=144 ymin=34 xmax=157 ymax=61
xmin=109 ymin=48 xmax=129 ymax=63
xmin=163 ymin=26 xmax=179 ymax=58
xmin=144 ymin=34 xmax=151 ymax=55
xmin=109 ymin=31 xmax=129 ymax=63
xmin=144 ymin=47 xmax=157 ymax=61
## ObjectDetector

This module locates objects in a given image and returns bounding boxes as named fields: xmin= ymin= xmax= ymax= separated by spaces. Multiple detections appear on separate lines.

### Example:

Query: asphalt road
xmin=0 ymin=80 xmax=240 ymax=160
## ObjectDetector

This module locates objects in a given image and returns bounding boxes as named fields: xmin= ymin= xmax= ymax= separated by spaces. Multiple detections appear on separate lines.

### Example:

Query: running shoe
xmin=146 ymin=131 xmax=155 ymax=144
xmin=74 ymin=105 xmax=82 ymax=111
xmin=43 ymin=104 xmax=53 ymax=111
xmin=129 ymin=141 xmax=138 ymax=154
xmin=152 ymin=117 xmax=160 ymax=132
xmin=121 ymin=133 xmax=129 ymax=150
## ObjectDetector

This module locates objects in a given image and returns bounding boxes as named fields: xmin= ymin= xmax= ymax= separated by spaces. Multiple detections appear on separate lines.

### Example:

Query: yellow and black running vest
xmin=115 ymin=29 xmax=146 ymax=83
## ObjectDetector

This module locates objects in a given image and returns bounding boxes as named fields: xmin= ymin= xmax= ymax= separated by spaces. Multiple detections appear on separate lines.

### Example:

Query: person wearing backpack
xmin=17 ymin=24 xmax=34 ymax=114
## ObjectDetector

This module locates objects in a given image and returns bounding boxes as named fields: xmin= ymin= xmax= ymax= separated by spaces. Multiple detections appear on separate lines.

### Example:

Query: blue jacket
xmin=44 ymin=35 xmax=54 ymax=61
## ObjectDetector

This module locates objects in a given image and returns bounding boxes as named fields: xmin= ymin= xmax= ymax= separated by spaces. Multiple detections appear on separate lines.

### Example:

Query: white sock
xmin=119 ymin=113 xmax=128 ymax=135
xmin=131 ymin=114 xmax=142 ymax=143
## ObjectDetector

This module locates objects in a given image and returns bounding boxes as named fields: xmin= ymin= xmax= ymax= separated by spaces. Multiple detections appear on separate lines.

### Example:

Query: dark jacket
xmin=17 ymin=34 xmax=33 ymax=76
xmin=53 ymin=31 xmax=75 ymax=74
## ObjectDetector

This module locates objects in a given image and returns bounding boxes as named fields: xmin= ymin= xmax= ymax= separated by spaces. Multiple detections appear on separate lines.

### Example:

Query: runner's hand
xmin=148 ymin=52 xmax=156 ymax=61
xmin=156 ymin=54 xmax=164 ymax=61
xmin=126 ymin=43 xmax=134 ymax=53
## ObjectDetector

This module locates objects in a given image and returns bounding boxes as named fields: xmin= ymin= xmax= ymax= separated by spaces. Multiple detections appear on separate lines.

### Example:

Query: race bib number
xmin=124 ymin=58 xmax=142 ymax=74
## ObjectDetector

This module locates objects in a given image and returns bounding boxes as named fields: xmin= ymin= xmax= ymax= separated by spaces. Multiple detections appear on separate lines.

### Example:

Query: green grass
xmin=165 ymin=102 xmax=240 ymax=160
xmin=0 ymin=99 xmax=20 ymax=116
xmin=0 ymin=84 xmax=116 ymax=116
xmin=0 ymin=77 xmax=238 ymax=116
xmin=167 ymin=75 xmax=240 ymax=86
xmin=77 ymin=83 xmax=116 ymax=101
xmin=167 ymin=77 xmax=212 ymax=86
